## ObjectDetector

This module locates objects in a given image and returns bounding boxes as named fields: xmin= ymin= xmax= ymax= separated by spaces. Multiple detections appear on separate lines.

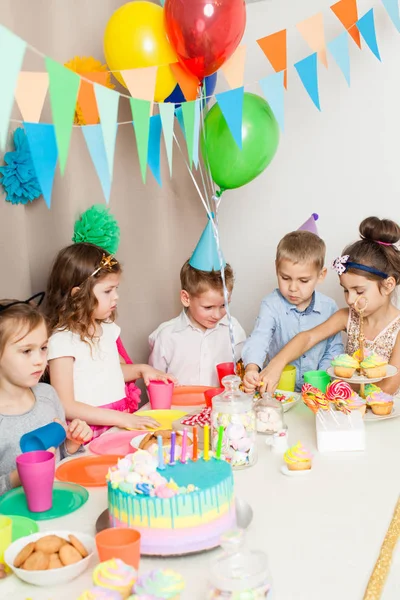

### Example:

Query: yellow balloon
xmin=104 ymin=1 xmax=178 ymax=102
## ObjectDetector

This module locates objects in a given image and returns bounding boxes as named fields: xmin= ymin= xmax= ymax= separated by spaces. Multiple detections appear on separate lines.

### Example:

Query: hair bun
xmin=359 ymin=216 xmax=400 ymax=245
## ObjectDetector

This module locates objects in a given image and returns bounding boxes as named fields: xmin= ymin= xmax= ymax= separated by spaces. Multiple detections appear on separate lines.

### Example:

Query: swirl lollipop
xmin=325 ymin=380 xmax=353 ymax=402
xmin=301 ymin=383 xmax=330 ymax=413
xmin=334 ymin=398 xmax=351 ymax=415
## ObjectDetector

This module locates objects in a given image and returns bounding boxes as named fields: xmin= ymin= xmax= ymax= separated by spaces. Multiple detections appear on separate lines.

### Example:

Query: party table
xmin=2 ymin=403 xmax=400 ymax=600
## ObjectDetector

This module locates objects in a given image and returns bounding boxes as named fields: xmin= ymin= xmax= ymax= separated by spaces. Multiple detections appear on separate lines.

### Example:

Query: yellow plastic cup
xmin=0 ymin=515 xmax=12 ymax=570
xmin=277 ymin=365 xmax=296 ymax=391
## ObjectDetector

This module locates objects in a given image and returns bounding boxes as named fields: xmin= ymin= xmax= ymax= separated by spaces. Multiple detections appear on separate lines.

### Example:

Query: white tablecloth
xmin=2 ymin=403 xmax=400 ymax=600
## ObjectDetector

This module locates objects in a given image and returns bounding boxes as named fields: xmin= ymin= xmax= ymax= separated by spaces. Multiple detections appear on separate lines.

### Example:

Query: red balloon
xmin=164 ymin=0 xmax=246 ymax=81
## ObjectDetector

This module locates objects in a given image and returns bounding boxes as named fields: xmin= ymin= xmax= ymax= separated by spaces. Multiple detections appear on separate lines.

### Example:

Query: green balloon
xmin=201 ymin=92 xmax=280 ymax=191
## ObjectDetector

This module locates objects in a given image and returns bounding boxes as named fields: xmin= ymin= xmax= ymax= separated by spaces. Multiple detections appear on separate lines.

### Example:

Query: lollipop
xmin=301 ymin=383 xmax=330 ymax=413
xmin=325 ymin=380 xmax=353 ymax=402
xmin=334 ymin=398 xmax=351 ymax=415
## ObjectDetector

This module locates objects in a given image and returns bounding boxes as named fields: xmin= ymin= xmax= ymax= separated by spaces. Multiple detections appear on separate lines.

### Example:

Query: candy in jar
xmin=208 ymin=530 xmax=273 ymax=599
xmin=254 ymin=393 xmax=284 ymax=435
xmin=211 ymin=376 xmax=257 ymax=469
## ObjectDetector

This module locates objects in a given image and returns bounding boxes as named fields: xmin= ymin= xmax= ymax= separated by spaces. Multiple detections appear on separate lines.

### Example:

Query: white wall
xmin=219 ymin=0 xmax=400 ymax=334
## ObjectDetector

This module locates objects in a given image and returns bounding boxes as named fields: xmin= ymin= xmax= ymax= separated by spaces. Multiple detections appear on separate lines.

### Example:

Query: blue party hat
xmin=298 ymin=213 xmax=319 ymax=236
xmin=189 ymin=215 xmax=226 ymax=272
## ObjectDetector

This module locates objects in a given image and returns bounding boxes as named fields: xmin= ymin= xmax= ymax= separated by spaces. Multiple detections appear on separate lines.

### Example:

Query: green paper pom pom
xmin=72 ymin=205 xmax=120 ymax=254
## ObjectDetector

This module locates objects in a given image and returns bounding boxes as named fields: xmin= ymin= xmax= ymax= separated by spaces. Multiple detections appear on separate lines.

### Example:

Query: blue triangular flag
xmin=381 ymin=0 xmax=400 ymax=31
xmin=193 ymin=99 xmax=201 ymax=169
xmin=294 ymin=53 xmax=321 ymax=111
xmin=327 ymin=32 xmax=351 ymax=86
xmin=23 ymin=123 xmax=58 ymax=209
xmin=215 ymin=87 xmax=244 ymax=149
xmin=175 ymin=106 xmax=186 ymax=140
xmin=148 ymin=114 xmax=162 ymax=187
xmin=259 ymin=72 xmax=285 ymax=132
xmin=0 ymin=26 xmax=26 ymax=151
xmin=82 ymin=125 xmax=112 ymax=204
xmin=189 ymin=216 xmax=226 ymax=272
xmin=356 ymin=9 xmax=381 ymax=61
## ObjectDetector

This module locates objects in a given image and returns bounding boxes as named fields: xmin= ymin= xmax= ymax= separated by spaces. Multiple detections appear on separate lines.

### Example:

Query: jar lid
xmin=212 ymin=376 xmax=254 ymax=412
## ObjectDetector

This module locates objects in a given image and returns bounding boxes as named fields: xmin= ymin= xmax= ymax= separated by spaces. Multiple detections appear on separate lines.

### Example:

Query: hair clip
xmin=90 ymin=254 xmax=118 ymax=278
xmin=332 ymin=255 xmax=349 ymax=275
xmin=0 ymin=291 xmax=45 ymax=314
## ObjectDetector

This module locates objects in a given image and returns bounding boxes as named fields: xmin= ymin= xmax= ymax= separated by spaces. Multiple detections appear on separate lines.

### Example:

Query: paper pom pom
xmin=0 ymin=128 xmax=41 ymax=205
xmin=73 ymin=205 xmax=120 ymax=254
xmin=64 ymin=56 xmax=115 ymax=126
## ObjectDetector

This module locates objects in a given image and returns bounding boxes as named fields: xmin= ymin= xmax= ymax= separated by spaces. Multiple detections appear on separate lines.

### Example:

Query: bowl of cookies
xmin=4 ymin=530 xmax=95 ymax=586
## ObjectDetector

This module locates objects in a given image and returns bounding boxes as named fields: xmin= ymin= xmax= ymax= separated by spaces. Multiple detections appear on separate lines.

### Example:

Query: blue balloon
xmin=164 ymin=72 xmax=217 ymax=107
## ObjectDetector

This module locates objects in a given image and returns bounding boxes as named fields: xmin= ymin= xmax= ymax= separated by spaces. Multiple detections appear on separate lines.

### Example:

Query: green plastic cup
xmin=303 ymin=370 xmax=331 ymax=393
xmin=277 ymin=365 xmax=296 ymax=392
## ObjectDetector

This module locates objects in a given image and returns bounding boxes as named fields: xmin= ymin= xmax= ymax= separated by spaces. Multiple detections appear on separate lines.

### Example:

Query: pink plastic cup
xmin=216 ymin=362 xmax=235 ymax=386
xmin=16 ymin=450 xmax=55 ymax=512
xmin=147 ymin=380 xmax=174 ymax=409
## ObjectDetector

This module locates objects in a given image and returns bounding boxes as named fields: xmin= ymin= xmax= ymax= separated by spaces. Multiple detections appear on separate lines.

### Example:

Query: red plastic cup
xmin=204 ymin=388 xmax=224 ymax=408
xmin=95 ymin=527 xmax=141 ymax=569
xmin=147 ymin=380 xmax=174 ymax=409
xmin=16 ymin=450 xmax=55 ymax=512
xmin=216 ymin=362 xmax=235 ymax=386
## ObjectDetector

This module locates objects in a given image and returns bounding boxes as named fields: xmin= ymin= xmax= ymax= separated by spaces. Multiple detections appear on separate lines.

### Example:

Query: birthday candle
xmin=170 ymin=431 xmax=176 ymax=465
xmin=203 ymin=425 xmax=209 ymax=460
xmin=181 ymin=429 xmax=188 ymax=463
xmin=193 ymin=427 xmax=198 ymax=461
xmin=216 ymin=425 xmax=224 ymax=459
xmin=157 ymin=435 xmax=165 ymax=470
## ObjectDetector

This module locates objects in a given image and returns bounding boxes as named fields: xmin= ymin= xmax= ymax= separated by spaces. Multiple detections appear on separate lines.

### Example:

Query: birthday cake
xmin=107 ymin=450 xmax=236 ymax=556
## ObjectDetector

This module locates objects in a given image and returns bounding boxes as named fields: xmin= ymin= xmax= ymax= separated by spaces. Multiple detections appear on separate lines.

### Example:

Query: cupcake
xmin=365 ymin=384 xmax=381 ymax=407
xmin=360 ymin=353 xmax=388 ymax=379
xmin=367 ymin=391 xmax=394 ymax=415
xmin=347 ymin=393 xmax=367 ymax=417
xmin=93 ymin=559 xmax=137 ymax=599
xmin=283 ymin=442 xmax=312 ymax=471
xmin=133 ymin=569 xmax=185 ymax=599
xmin=78 ymin=588 xmax=122 ymax=600
xmin=331 ymin=354 xmax=359 ymax=378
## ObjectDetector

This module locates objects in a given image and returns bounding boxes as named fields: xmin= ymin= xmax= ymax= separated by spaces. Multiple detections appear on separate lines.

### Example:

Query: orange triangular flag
xmin=221 ymin=45 xmax=247 ymax=89
xmin=297 ymin=14 xmax=328 ymax=68
xmin=78 ymin=72 xmax=108 ymax=125
xmin=331 ymin=0 xmax=361 ymax=48
xmin=257 ymin=30 xmax=287 ymax=89
xmin=15 ymin=72 xmax=49 ymax=122
xmin=169 ymin=63 xmax=199 ymax=101
xmin=121 ymin=66 xmax=157 ymax=116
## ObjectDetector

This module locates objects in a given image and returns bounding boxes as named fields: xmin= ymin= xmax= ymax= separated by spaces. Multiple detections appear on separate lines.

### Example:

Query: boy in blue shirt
xmin=243 ymin=230 xmax=343 ymax=392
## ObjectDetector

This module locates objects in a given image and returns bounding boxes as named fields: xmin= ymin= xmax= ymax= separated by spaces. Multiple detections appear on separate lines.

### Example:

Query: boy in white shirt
xmin=149 ymin=219 xmax=246 ymax=387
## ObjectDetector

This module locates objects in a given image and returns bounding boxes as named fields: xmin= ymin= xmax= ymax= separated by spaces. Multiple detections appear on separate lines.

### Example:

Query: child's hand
xmin=66 ymin=419 xmax=93 ymax=445
xmin=141 ymin=365 xmax=178 ymax=387
xmin=121 ymin=413 xmax=161 ymax=431
xmin=243 ymin=369 xmax=260 ymax=393
xmin=258 ymin=363 xmax=283 ymax=394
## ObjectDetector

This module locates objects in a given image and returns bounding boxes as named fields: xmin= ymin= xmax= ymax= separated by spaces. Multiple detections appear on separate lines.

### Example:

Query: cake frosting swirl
xmin=331 ymin=354 xmax=359 ymax=368
xmin=284 ymin=442 xmax=312 ymax=466
xmin=367 ymin=391 xmax=393 ymax=405
xmin=134 ymin=569 xmax=185 ymax=598
xmin=360 ymin=353 xmax=387 ymax=369
xmin=93 ymin=559 xmax=136 ymax=596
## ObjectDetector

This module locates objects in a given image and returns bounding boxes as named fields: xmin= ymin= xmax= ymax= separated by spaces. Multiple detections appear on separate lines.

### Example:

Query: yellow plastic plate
xmin=127 ymin=409 xmax=188 ymax=432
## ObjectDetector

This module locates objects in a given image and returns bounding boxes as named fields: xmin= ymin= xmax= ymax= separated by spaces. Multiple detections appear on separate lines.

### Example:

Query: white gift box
xmin=316 ymin=409 xmax=366 ymax=452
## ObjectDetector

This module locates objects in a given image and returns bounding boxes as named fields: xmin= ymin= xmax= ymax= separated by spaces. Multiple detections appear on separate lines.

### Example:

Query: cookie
xmin=14 ymin=541 xmax=36 ymax=568
xmin=22 ymin=550 xmax=49 ymax=571
xmin=48 ymin=553 xmax=63 ymax=570
xmin=68 ymin=534 xmax=88 ymax=558
xmin=139 ymin=433 xmax=153 ymax=450
xmin=36 ymin=535 xmax=66 ymax=554
xmin=59 ymin=543 xmax=83 ymax=566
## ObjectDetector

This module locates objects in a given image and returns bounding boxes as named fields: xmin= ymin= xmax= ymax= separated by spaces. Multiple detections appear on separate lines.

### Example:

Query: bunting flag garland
xmin=327 ymin=32 xmax=351 ymax=85
xmin=169 ymin=63 xmax=199 ymax=101
xmin=192 ymin=99 xmax=201 ymax=169
xmin=45 ymin=57 xmax=80 ymax=175
xmin=181 ymin=100 xmax=196 ymax=167
xmin=130 ymin=98 xmax=151 ymax=183
xmin=381 ymin=0 xmax=400 ymax=32
xmin=23 ymin=123 xmax=58 ymax=209
xmin=94 ymin=83 xmax=119 ymax=185
xmin=221 ymin=45 xmax=247 ymax=89
xmin=215 ymin=87 xmax=245 ymax=149
xmin=331 ymin=0 xmax=361 ymax=48
xmin=121 ymin=66 xmax=157 ymax=116
xmin=257 ymin=30 xmax=288 ymax=89
xmin=82 ymin=124 xmax=112 ymax=203
xmin=296 ymin=14 xmax=328 ymax=68
xmin=0 ymin=26 xmax=26 ymax=151
xmin=158 ymin=101 xmax=175 ymax=177
xmin=15 ymin=72 xmax=49 ymax=123
xmin=356 ymin=9 xmax=381 ymax=61
xmin=259 ymin=71 xmax=285 ymax=132
xmin=77 ymin=72 xmax=108 ymax=126
xmin=147 ymin=114 xmax=162 ymax=186
xmin=294 ymin=53 xmax=321 ymax=111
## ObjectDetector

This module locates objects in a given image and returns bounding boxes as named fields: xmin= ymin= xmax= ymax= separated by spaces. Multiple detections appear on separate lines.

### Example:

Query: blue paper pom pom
xmin=0 ymin=128 xmax=42 ymax=205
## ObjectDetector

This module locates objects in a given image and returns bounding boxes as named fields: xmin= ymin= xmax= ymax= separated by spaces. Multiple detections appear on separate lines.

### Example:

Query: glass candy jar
xmin=208 ymin=530 xmax=273 ymax=599
xmin=211 ymin=375 xmax=257 ymax=469
xmin=254 ymin=393 xmax=285 ymax=435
